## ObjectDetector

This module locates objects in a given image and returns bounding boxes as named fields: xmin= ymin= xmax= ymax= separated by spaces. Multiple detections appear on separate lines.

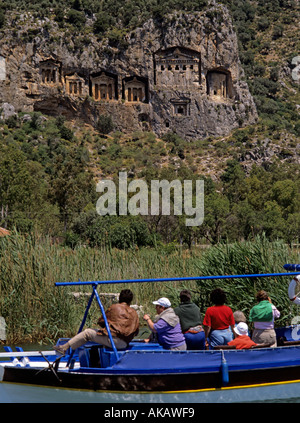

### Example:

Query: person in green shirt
xmin=174 ymin=290 xmax=205 ymax=350
xmin=249 ymin=290 xmax=280 ymax=347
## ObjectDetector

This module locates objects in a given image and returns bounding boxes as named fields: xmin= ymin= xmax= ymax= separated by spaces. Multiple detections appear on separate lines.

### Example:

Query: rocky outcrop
xmin=291 ymin=56 xmax=300 ymax=82
xmin=0 ymin=4 xmax=258 ymax=139
xmin=239 ymin=138 xmax=300 ymax=173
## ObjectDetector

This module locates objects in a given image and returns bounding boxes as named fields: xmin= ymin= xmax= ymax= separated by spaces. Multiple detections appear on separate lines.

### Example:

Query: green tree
xmin=230 ymin=200 xmax=259 ymax=240
xmin=93 ymin=13 xmax=112 ymax=34
xmin=67 ymin=9 xmax=86 ymax=28
xmin=221 ymin=160 xmax=247 ymax=203
xmin=96 ymin=115 xmax=114 ymax=135
xmin=295 ymin=121 xmax=300 ymax=137
xmin=271 ymin=179 xmax=298 ymax=218
xmin=49 ymin=147 xmax=96 ymax=231
xmin=0 ymin=143 xmax=55 ymax=232
xmin=246 ymin=173 xmax=269 ymax=211
xmin=261 ymin=201 xmax=286 ymax=239
xmin=199 ymin=192 xmax=230 ymax=244
xmin=285 ymin=213 xmax=300 ymax=244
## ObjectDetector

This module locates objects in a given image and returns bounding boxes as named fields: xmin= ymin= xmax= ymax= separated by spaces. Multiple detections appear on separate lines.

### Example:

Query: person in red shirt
xmin=203 ymin=288 xmax=235 ymax=348
xmin=228 ymin=322 xmax=257 ymax=349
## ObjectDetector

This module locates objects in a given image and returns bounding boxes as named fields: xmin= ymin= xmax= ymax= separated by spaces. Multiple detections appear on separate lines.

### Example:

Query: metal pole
xmin=284 ymin=264 xmax=300 ymax=271
xmin=55 ymin=271 xmax=300 ymax=287
xmin=67 ymin=289 xmax=96 ymax=367
xmin=77 ymin=289 xmax=95 ymax=334
xmin=93 ymin=286 xmax=119 ymax=362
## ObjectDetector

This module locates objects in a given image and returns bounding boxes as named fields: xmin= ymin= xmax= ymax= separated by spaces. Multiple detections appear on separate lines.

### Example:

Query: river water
xmin=1 ymin=381 xmax=300 ymax=403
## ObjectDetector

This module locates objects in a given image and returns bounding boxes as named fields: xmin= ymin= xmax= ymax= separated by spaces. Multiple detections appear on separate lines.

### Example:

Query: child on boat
xmin=228 ymin=322 xmax=257 ymax=349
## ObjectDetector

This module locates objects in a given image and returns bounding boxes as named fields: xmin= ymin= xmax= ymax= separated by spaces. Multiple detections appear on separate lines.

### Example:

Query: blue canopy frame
xmin=55 ymin=264 xmax=300 ymax=364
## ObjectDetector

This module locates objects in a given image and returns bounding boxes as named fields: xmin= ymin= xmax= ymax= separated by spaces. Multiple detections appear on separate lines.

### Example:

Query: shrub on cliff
xmin=67 ymin=9 xmax=86 ymax=28
xmin=96 ymin=115 xmax=114 ymax=135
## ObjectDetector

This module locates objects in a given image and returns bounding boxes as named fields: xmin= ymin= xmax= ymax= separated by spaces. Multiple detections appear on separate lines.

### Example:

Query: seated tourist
xmin=203 ymin=288 xmax=235 ymax=348
xmin=233 ymin=310 xmax=250 ymax=336
xmin=174 ymin=290 xmax=205 ymax=350
xmin=228 ymin=322 xmax=257 ymax=349
xmin=233 ymin=310 xmax=247 ymax=325
xmin=143 ymin=297 xmax=187 ymax=351
xmin=54 ymin=289 xmax=139 ymax=354
xmin=249 ymin=290 xmax=280 ymax=347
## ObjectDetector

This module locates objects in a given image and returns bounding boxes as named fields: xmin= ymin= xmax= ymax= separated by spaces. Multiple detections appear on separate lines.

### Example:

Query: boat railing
xmin=213 ymin=343 xmax=272 ymax=350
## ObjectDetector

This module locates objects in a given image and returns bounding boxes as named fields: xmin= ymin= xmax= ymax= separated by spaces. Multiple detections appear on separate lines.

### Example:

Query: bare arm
xmin=143 ymin=314 xmax=157 ymax=332
xmin=203 ymin=324 xmax=211 ymax=348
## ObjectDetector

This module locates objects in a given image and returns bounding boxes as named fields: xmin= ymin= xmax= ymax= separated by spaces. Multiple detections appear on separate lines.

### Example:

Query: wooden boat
xmin=1 ymin=263 xmax=300 ymax=401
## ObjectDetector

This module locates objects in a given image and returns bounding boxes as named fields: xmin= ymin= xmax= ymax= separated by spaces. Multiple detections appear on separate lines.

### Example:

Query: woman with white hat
xmin=143 ymin=297 xmax=187 ymax=350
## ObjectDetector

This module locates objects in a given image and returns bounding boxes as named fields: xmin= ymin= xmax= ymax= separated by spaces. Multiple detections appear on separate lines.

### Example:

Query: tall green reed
xmin=194 ymin=234 xmax=300 ymax=326
xmin=0 ymin=232 xmax=200 ymax=343
xmin=0 ymin=232 xmax=298 ymax=343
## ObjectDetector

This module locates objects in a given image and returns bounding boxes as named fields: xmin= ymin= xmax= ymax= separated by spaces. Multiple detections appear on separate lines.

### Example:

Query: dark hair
xmin=180 ymin=289 xmax=192 ymax=303
xmin=119 ymin=289 xmax=133 ymax=304
xmin=256 ymin=290 xmax=269 ymax=302
xmin=210 ymin=288 xmax=226 ymax=305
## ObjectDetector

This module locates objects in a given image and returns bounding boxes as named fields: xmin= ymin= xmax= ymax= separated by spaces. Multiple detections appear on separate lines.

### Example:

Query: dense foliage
xmin=194 ymin=235 xmax=299 ymax=327
xmin=225 ymin=0 xmax=300 ymax=137
xmin=0 ymin=114 xmax=96 ymax=235
xmin=0 ymin=113 xmax=299 ymax=247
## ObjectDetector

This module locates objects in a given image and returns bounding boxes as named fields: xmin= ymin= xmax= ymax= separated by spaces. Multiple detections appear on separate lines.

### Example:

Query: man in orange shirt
xmin=228 ymin=322 xmax=257 ymax=349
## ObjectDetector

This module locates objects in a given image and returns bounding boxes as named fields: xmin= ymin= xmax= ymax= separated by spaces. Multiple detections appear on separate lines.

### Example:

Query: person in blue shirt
xmin=143 ymin=297 xmax=186 ymax=350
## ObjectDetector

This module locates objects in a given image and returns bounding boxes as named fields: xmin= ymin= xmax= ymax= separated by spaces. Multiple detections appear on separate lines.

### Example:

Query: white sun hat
xmin=152 ymin=297 xmax=171 ymax=308
xmin=234 ymin=322 xmax=249 ymax=336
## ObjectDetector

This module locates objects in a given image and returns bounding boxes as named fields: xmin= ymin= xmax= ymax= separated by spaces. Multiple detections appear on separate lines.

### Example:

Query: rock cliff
xmin=0 ymin=3 xmax=258 ymax=139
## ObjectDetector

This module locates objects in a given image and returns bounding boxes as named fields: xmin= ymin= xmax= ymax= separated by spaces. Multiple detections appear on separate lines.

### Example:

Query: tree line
xmin=0 ymin=113 xmax=299 ymax=249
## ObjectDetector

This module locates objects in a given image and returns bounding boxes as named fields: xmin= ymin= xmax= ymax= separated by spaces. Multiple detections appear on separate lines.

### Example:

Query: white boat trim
xmin=0 ymin=350 xmax=57 ymax=358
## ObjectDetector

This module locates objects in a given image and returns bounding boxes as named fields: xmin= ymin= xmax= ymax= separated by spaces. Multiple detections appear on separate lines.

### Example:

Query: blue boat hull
xmin=3 ymin=344 xmax=300 ymax=393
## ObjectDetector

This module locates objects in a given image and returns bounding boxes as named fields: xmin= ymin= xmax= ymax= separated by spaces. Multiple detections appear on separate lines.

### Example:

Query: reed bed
xmin=0 ymin=231 xmax=299 ymax=343
xmin=194 ymin=235 xmax=300 ymax=327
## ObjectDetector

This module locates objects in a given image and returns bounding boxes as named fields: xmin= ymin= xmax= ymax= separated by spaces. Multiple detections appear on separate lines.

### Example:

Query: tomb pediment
xmin=39 ymin=57 xmax=60 ymax=68
xmin=155 ymin=47 xmax=200 ymax=62
xmin=124 ymin=76 xmax=145 ymax=87
xmin=65 ymin=73 xmax=84 ymax=82
xmin=90 ymin=71 xmax=117 ymax=83
xmin=170 ymin=97 xmax=191 ymax=104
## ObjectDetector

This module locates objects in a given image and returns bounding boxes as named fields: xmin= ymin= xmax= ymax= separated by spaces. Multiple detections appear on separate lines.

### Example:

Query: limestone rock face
xmin=0 ymin=4 xmax=258 ymax=139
